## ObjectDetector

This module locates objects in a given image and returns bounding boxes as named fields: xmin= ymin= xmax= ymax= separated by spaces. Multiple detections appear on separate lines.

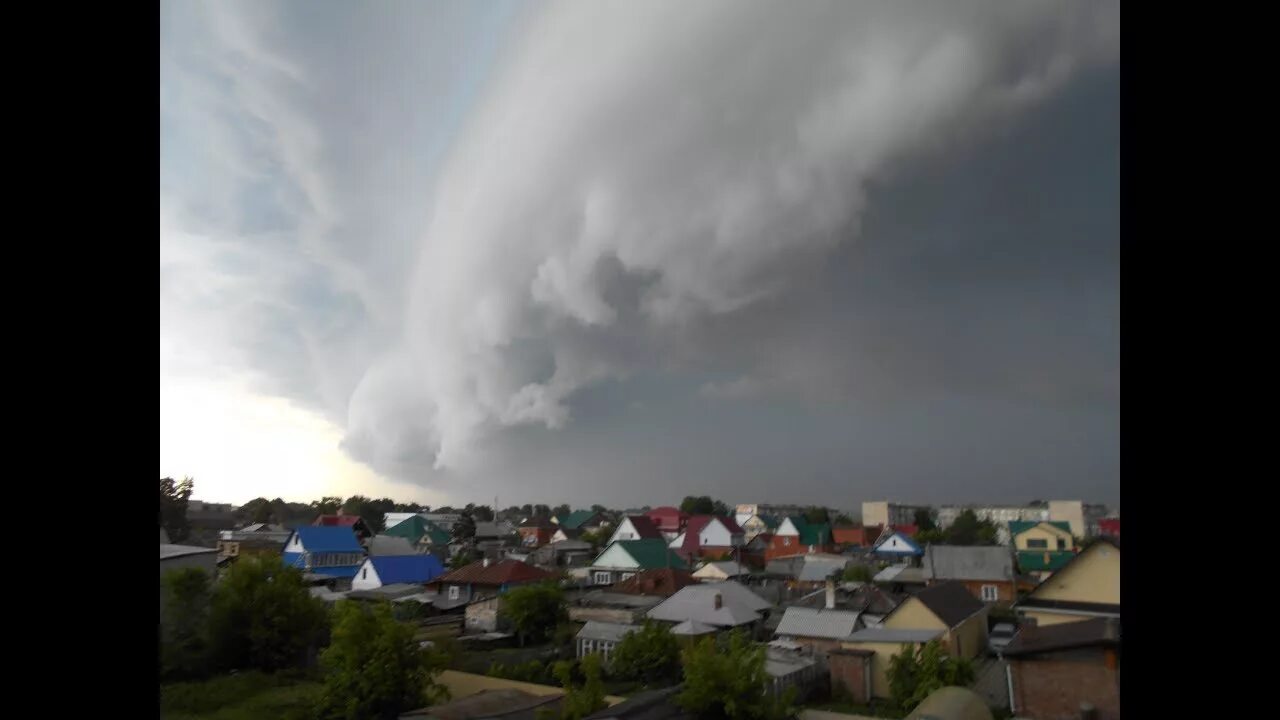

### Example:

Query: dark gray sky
xmin=160 ymin=1 xmax=1119 ymax=509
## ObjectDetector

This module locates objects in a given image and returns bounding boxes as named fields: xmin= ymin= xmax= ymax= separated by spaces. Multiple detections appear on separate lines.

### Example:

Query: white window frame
xmin=449 ymin=586 xmax=460 ymax=600
xmin=594 ymin=571 xmax=612 ymax=585
xmin=620 ymin=572 xmax=635 ymax=581
xmin=981 ymin=584 xmax=999 ymax=602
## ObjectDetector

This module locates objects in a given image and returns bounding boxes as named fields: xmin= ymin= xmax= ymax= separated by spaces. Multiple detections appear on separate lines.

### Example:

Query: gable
xmin=777 ymin=517 xmax=802 ymax=536
xmin=593 ymin=542 xmax=642 ymax=569
xmin=1028 ymin=542 xmax=1120 ymax=605
xmin=352 ymin=558 xmax=382 ymax=589
xmin=1013 ymin=522 xmax=1074 ymax=548
xmin=875 ymin=532 xmax=922 ymax=554
xmin=287 ymin=532 xmax=304 ymax=551
xmin=882 ymin=596 xmax=948 ymax=632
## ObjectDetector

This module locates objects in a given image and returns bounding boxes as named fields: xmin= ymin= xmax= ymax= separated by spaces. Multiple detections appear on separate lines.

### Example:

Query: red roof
xmin=622 ymin=515 xmax=663 ymax=539
xmin=645 ymin=506 xmax=688 ymax=532
xmin=430 ymin=559 xmax=553 ymax=587
xmin=1098 ymin=518 xmax=1121 ymax=537
xmin=886 ymin=524 xmax=918 ymax=538
xmin=612 ymin=568 xmax=699 ymax=597
xmin=314 ymin=515 xmax=363 ymax=527
xmin=679 ymin=515 xmax=743 ymax=553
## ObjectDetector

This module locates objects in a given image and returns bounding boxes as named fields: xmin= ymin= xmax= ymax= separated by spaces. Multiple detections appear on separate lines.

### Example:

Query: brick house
xmin=921 ymin=544 xmax=1018 ymax=605
xmin=518 ymin=517 xmax=557 ymax=548
xmin=643 ymin=506 xmax=689 ymax=541
xmin=611 ymin=568 xmax=699 ymax=597
xmin=763 ymin=516 xmax=835 ymax=561
xmin=831 ymin=524 xmax=882 ymax=548
xmin=1004 ymin=618 xmax=1121 ymax=720
xmin=669 ymin=515 xmax=746 ymax=562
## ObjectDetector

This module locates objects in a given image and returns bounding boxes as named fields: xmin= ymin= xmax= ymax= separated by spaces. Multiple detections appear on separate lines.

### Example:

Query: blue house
xmin=872 ymin=528 xmax=924 ymax=558
xmin=351 ymin=554 xmax=446 ymax=590
xmin=281 ymin=526 xmax=365 ymax=579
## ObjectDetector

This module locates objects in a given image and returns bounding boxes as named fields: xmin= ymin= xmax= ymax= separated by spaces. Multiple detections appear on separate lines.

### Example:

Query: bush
xmin=842 ymin=564 xmax=874 ymax=583
xmin=608 ymin=620 xmax=681 ymax=686
xmin=886 ymin=640 xmax=975 ymax=715
xmin=555 ymin=654 xmax=607 ymax=720
xmin=208 ymin=556 xmax=329 ymax=673
xmin=161 ymin=568 xmax=213 ymax=680
xmin=677 ymin=630 xmax=795 ymax=720
xmin=500 ymin=582 xmax=568 ymax=646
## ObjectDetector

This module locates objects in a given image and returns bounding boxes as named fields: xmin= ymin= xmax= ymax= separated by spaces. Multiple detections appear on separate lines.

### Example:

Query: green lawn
xmin=160 ymin=672 xmax=322 ymax=720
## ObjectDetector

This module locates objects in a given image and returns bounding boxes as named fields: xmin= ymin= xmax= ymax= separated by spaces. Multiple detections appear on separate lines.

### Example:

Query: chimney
xmin=825 ymin=578 xmax=836 ymax=610
xmin=713 ymin=592 xmax=722 ymax=610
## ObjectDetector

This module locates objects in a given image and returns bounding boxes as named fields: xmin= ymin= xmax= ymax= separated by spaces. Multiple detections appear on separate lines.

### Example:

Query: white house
xmin=606 ymin=515 xmax=664 ymax=545
xmin=588 ymin=539 xmax=688 ymax=586
xmin=667 ymin=516 xmax=745 ymax=551
xmin=873 ymin=530 xmax=924 ymax=557
xmin=692 ymin=561 xmax=749 ymax=581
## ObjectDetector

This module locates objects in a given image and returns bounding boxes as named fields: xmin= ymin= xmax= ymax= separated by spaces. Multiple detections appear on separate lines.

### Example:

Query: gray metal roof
xmin=765 ymin=647 xmax=817 ymax=678
xmin=847 ymin=628 xmax=943 ymax=643
xmin=873 ymin=564 xmax=928 ymax=583
xmin=577 ymin=621 xmax=640 ymax=643
xmin=646 ymin=581 xmax=770 ymax=627
xmin=670 ymin=619 xmax=717 ymax=635
xmin=796 ymin=556 xmax=852 ymax=582
xmin=578 ymin=591 xmax=665 ymax=609
xmin=774 ymin=607 xmax=862 ymax=640
xmin=922 ymin=545 xmax=1014 ymax=582
xmin=367 ymin=535 xmax=418 ymax=556
xmin=160 ymin=544 xmax=218 ymax=560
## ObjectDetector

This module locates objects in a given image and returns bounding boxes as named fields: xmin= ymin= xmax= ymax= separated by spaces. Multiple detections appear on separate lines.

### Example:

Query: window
xmin=594 ymin=572 xmax=612 ymax=585
xmin=1057 ymin=538 xmax=1067 ymax=550
xmin=362 ymin=568 xmax=368 ymax=580
xmin=582 ymin=640 xmax=594 ymax=654
xmin=448 ymin=586 xmax=460 ymax=600
xmin=981 ymin=584 xmax=999 ymax=602
xmin=1026 ymin=539 xmax=1048 ymax=549
xmin=621 ymin=573 xmax=635 ymax=581
xmin=783 ymin=537 xmax=792 ymax=546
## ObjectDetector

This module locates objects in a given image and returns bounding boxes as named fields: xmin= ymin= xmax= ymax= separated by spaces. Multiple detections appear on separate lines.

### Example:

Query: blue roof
xmin=292 ymin=526 xmax=363 ymax=552
xmin=874 ymin=530 xmax=923 ymax=555
xmin=368 ymin=555 xmax=446 ymax=584
xmin=282 ymin=552 xmax=362 ymax=579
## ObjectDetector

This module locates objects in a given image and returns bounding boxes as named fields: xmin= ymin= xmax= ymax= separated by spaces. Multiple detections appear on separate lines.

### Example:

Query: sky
xmin=160 ymin=0 xmax=1120 ymax=511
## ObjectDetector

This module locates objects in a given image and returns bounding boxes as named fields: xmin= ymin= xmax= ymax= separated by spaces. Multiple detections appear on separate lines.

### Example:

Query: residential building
xmin=351 ymin=554 xmax=446 ymax=591
xmin=589 ymin=539 xmax=689 ymax=585
xmin=872 ymin=564 xmax=929 ymax=594
xmin=668 ymin=515 xmax=746 ymax=561
xmin=1015 ymin=537 xmax=1120 ymax=627
xmin=935 ymin=501 xmax=1108 ymax=542
xmin=576 ymin=621 xmax=637 ymax=662
xmin=517 ymin=517 xmax=557 ymax=548
xmin=610 ymin=568 xmax=699 ymax=597
xmin=367 ymin=535 xmax=419 ymax=557
xmin=527 ymin=539 xmax=595 ymax=568
xmin=643 ymin=507 xmax=688 ymax=541
xmin=475 ymin=521 xmax=517 ymax=541
xmin=735 ymin=503 xmax=808 ymax=520
xmin=871 ymin=528 xmax=924 ymax=560
xmin=281 ymin=527 xmax=366 ymax=580
xmin=833 ymin=628 xmax=944 ymax=700
xmin=1010 ymin=521 xmax=1076 ymax=579
xmin=1004 ymin=618 xmax=1121 ymax=720
xmin=764 ymin=644 xmax=821 ymax=701
xmin=570 ymin=591 xmax=664 ymax=624
xmin=425 ymin=558 xmax=554 ymax=613
xmin=921 ymin=545 xmax=1017 ymax=605
xmin=384 ymin=515 xmax=452 ymax=553
xmin=733 ymin=512 xmax=780 ymax=543
xmin=831 ymin=525 xmax=881 ymax=548
xmin=1047 ymin=500 xmax=1109 ymax=539
xmin=764 ymin=554 xmax=851 ymax=587
xmin=774 ymin=605 xmax=864 ymax=655
xmin=421 ymin=513 xmax=463 ymax=531
xmin=878 ymin=581 xmax=989 ymax=660
xmin=861 ymin=501 xmax=927 ymax=529
xmin=692 ymin=560 xmax=750 ymax=582
xmin=382 ymin=512 xmax=422 ymax=530
xmin=763 ymin=516 xmax=834 ymax=561
xmin=553 ymin=510 xmax=611 ymax=532
xmin=646 ymin=580 xmax=773 ymax=631
xmin=606 ymin=515 xmax=663 ymax=545
xmin=551 ymin=526 xmax=584 ymax=543
xmin=217 ymin=523 xmax=292 ymax=561
xmin=1098 ymin=517 xmax=1121 ymax=540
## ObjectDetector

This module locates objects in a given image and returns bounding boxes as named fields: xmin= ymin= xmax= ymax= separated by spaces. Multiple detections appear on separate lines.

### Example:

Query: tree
xmin=915 ymin=528 xmax=946 ymax=545
xmin=677 ymin=630 xmax=795 ymax=720
xmin=500 ymin=581 xmax=567 ymax=646
xmin=520 ymin=504 xmax=534 ymax=517
xmin=311 ymin=496 xmax=344 ymax=515
xmin=680 ymin=496 xmax=715 ymax=515
xmin=842 ymin=564 xmax=874 ymax=583
xmin=590 ymin=504 xmax=608 ymax=514
xmin=160 ymin=567 xmax=212 ymax=679
xmin=913 ymin=508 xmax=938 ymax=532
xmin=886 ymin=639 xmax=975 ymax=715
xmin=554 ymin=654 xmax=607 ymax=720
xmin=551 ymin=504 xmax=572 ymax=519
xmin=208 ymin=556 xmax=329 ymax=673
xmin=471 ymin=505 xmax=495 ymax=522
xmin=580 ymin=528 xmax=609 ymax=551
xmin=160 ymin=476 xmax=194 ymax=543
xmin=449 ymin=550 xmax=475 ymax=570
xmin=452 ymin=514 xmax=477 ymax=542
xmin=941 ymin=509 xmax=998 ymax=546
xmin=833 ymin=513 xmax=854 ymax=525
xmin=711 ymin=500 xmax=731 ymax=517
xmin=803 ymin=506 xmax=830 ymax=524
xmin=342 ymin=495 xmax=386 ymax=533
xmin=608 ymin=621 xmax=681 ymax=686
xmin=317 ymin=600 xmax=449 ymax=720
xmin=534 ymin=504 xmax=550 ymax=517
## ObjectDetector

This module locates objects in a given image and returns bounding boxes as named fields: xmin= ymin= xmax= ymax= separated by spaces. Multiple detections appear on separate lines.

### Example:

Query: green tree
xmin=677 ymin=631 xmax=795 ymax=720
xmin=940 ymin=509 xmax=998 ymax=546
xmin=311 ymin=496 xmax=344 ymax=515
xmin=208 ymin=556 xmax=329 ymax=673
xmin=833 ymin=513 xmax=854 ymax=525
xmin=554 ymin=655 xmax=607 ymax=720
xmin=913 ymin=508 xmax=937 ymax=532
xmin=842 ymin=564 xmax=874 ymax=583
xmin=341 ymin=495 xmax=386 ymax=533
xmin=160 ymin=476 xmax=194 ymax=543
xmin=711 ymin=500 xmax=731 ymax=517
xmin=680 ymin=496 xmax=715 ymax=515
xmin=608 ymin=620 xmax=681 ymax=686
xmin=160 ymin=568 xmax=213 ymax=679
xmin=452 ymin=514 xmax=477 ymax=542
xmin=317 ymin=601 xmax=449 ymax=720
xmin=804 ymin=506 xmax=830 ymax=524
xmin=915 ymin=528 xmax=946 ymax=545
xmin=449 ymin=550 xmax=475 ymax=570
xmin=886 ymin=639 xmax=975 ymax=715
xmin=551 ymin=504 xmax=572 ymax=519
xmin=580 ymin=528 xmax=609 ymax=551
xmin=501 ymin=581 xmax=568 ymax=646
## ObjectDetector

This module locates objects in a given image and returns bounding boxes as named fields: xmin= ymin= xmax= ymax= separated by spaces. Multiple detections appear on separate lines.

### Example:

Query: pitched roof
xmin=160 ymin=544 xmax=218 ymax=560
xmin=313 ymin=514 xmax=365 ymax=528
xmin=367 ymin=535 xmax=418 ymax=556
xmin=678 ymin=515 xmax=745 ymax=553
xmin=475 ymin=521 xmax=513 ymax=538
xmin=577 ymin=621 xmax=640 ymax=643
xmin=430 ymin=559 xmax=553 ymax=587
xmin=384 ymin=516 xmax=450 ymax=546
xmin=621 ymin=515 xmax=663 ymax=539
xmin=873 ymin=564 xmax=928 ymax=584
xmin=775 ymin=607 xmax=863 ymax=640
xmin=368 ymin=555 xmax=446 ymax=584
xmin=646 ymin=581 xmax=770 ymax=627
xmin=611 ymin=568 xmax=699 ymax=597
xmin=1003 ymin=618 xmax=1120 ymax=657
xmin=923 ymin=545 xmax=1014 ymax=582
xmin=644 ymin=507 xmax=688 ymax=531
xmin=872 ymin=529 xmax=923 ymax=554
xmin=1009 ymin=520 xmax=1072 ymax=537
xmin=900 ymin=581 xmax=986 ymax=628
xmin=670 ymin=620 xmax=717 ymax=636
xmin=614 ymin=539 xmax=689 ymax=569
xmin=1021 ymin=537 xmax=1120 ymax=602
xmin=796 ymin=555 xmax=851 ymax=582
xmin=554 ymin=527 xmax=584 ymax=540
xmin=1015 ymin=598 xmax=1121 ymax=616
xmin=292 ymin=526 xmax=363 ymax=552
xmin=558 ymin=510 xmax=603 ymax=530
xmin=847 ymin=627 xmax=943 ymax=643
xmin=1015 ymin=550 xmax=1077 ymax=572
xmin=693 ymin=561 xmax=749 ymax=579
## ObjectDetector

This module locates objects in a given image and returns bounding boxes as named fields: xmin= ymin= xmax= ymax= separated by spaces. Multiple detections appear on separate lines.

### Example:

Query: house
xmin=764 ymin=553 xmax=851 ymax=588
xmin=668 ymin=515 xmax=746 ymax=561
xmin=1004 ymin=618 xmax=1120 ymax=720
xmin=1010 ymin=521 xmax=1076 ymax=579
xmin=646 ymin=580 xmax=773 ymax=631
xmin=528 ymin=539 xmax=596 ymax=568
xmin=832 ymin=628 xmax=945 ymax=701
xmin=921 ymin=545 xmax=1017 ymax=605
xmin=554 ymin=510 xmax=610 ymax=532
xmin=643 ymin=506 xmax=689 ymax=541
xmin=692 ymin=560 xmax=750 ymax=582
xmin=589 ymin=539 xmax=689 ymax=586
xmin=870 ymin=528 xmax=923 ymax=559
xmin=606 ymin=515 xmax=664 ymax=545
xmin=551 ymin=526 xmax=584 ymax=543
xmin=763 ymin=516 xmax=833 ymax=561
xmin=784 ymin=581 xmax=904 ymax=626
xmin=352 ymin=554 xmax=446 ymax=591
xmin=879 ymin=581 xmax=989 ymax=660
xmin=774 ymin=605 xmax=864 ymax=654
xmin=831 ymin=525 xmax=882 ymax=548
xmin=385 ymin=515 xmax=453 ymax=556
xmin=517 ymin=517 xmax=557 ymax=548
xmin=475 ymin=521 xmax=517 ymax=541
xmin=576 ymin=621 xmax=638 ymax=662
xmin=428 ymin=558 xmax=553 ymax=602
xmin=873 ymin=563 xmax=929 ymax=594
xmin=312 ymin=514 xmax=373 ymax=541
xmin=281 ymin=527 xmax=366 ymax=581
xmin=569 ymin=591 xmax=666 ymax=624
xmin=734 ymin=512 xmax=780 ymax=543
xmin=383 ymin=512 xmax=422 ymax=530
xmin=611 ymin=568 xmax=699 ymax=597
xmin=367 ymin=535 xmax=419 ymax=557
xmin=1015 ymin=537 xmax=1120 ymax=627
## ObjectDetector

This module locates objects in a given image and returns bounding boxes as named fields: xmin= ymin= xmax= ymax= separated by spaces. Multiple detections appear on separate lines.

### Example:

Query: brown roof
xmin=611 ymin=568 xmax=699 ymax=597
xmin=1003 ymin=617 xmax=1120 ymax=657
xmin=900 ymin=580 xmax=986 ymax=628
xmin=430 ymin=559 xmax=553 ymax=587
xmin=622 ymin=515 xmax=663 ymax=539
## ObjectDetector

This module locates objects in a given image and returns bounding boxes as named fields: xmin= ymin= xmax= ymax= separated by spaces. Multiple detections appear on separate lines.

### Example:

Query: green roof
xmin=618 ymin=539 xmax=688 ymax=569
xmin=758 ymin=514 xmax=780 ymax=530
xmin=1016 ymin=550 xmax=1076 ymax=572
xmin=385 ymin=516 xmax=451 ymax=546
xmin=783 ymin=516 xmax=831 ymax=546
xmin=1009 ymin=521 xmax=1072 ymax=537
xmin=557 ymin=510 xmax=599 ymax=530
